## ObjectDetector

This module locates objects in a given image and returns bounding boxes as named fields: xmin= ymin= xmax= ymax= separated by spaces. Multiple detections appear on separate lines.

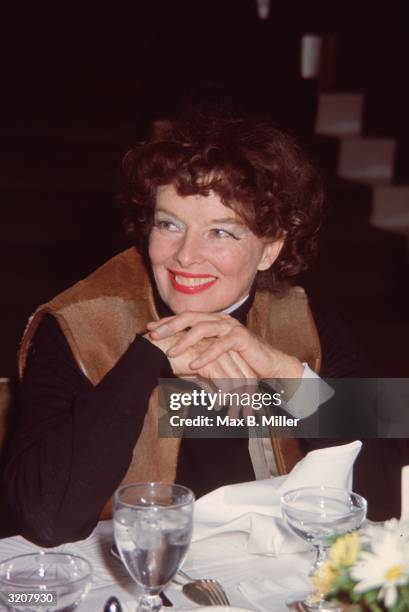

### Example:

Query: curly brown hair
xmin=119 ymin=115 xmax=325 ymax=290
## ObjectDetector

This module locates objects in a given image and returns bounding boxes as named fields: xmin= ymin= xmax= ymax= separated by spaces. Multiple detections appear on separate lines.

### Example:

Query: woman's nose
xmin=174 ymin=231 xmax=204 ymax=267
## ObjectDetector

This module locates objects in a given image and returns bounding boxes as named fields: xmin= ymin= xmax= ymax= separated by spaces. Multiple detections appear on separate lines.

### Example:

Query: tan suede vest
xmin=19 ymin=248 xmax=321 ymax=518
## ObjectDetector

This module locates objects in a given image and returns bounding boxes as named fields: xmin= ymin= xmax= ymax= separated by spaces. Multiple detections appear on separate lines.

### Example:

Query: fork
xmin=176 ymin=568 xmax=230 ymax=606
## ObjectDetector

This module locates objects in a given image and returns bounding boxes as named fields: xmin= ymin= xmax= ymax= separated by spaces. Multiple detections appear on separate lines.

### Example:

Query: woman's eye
xmin=210 ymin=228 xmax=238 ymax=240
xmin=154 ymin=220 xmax=180 ymax=232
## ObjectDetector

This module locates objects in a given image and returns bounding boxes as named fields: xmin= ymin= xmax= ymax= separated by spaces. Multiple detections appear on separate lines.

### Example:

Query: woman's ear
xmin=257 ymin=237 xmax=285 ymax=271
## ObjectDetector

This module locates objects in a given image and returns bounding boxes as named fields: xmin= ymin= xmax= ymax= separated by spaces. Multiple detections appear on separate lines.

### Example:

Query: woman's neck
xmin=152 ymin=280 xmax=257 ymax=326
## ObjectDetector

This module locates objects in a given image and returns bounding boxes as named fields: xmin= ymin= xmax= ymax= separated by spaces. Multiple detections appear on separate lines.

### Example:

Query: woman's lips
xmin=167 ymin=269 xmax=217 ymax=294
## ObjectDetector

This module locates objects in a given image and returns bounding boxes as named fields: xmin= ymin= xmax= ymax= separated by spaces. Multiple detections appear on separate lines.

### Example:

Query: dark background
xmin=2 ymin=2 xmax=409 ymax=378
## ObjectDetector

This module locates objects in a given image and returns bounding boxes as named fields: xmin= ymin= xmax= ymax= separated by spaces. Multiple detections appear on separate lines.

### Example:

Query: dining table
xmin=0 ymin=518 xmax=313 ymax=611
xmin=1 ymin=442 xmax=373 ymax=611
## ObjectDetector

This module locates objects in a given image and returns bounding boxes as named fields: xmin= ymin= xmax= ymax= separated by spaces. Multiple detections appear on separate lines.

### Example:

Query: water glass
xmin=113 ymin=482 xmax=194 ymax=612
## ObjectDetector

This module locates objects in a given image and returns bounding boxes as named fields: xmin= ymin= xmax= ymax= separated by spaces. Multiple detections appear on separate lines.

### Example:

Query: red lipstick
xmin=167 ymin=269 xmax=217 ymax=294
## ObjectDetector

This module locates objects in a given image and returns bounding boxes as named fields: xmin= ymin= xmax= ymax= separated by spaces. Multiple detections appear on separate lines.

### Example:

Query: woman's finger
xmin=200 ymin=352 xmax=257 ymax=409
xmin=227 ymin=351 xmax=260 ymax=417
xmin=146 ymin=316 xmax=176 ymax=329
xmin=167 ymin=321 xmax=235 ymax=356
xmin=189 ymin=334 xmax=239 ymax=368
xmin=213 ymin=352 xmax=244 ymax=378
xmin=148 ymin=311 xmax=230 ymax=338
xmin=201 ymin=353 xmax=242 ymax=403
xmin=213 ymin=353 xmax=259 ymax=419
xmin=227 ymin=350 xmax=258 ymax=380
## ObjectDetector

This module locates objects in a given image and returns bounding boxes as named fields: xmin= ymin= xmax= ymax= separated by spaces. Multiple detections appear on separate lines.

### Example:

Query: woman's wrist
xmin=262 ymin=355 xmax=305 ymax=401
xmin=276 ymin=355 xmax=305 ymax=379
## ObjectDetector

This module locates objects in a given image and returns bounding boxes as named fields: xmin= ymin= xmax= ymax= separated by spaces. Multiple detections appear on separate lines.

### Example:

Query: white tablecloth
xmin=0 ymin=521 xmax=313 ymax=611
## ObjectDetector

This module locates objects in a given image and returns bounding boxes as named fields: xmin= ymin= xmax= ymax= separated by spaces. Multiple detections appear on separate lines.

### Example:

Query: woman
xmin=4 ymin=115 xmax=374 ymax=547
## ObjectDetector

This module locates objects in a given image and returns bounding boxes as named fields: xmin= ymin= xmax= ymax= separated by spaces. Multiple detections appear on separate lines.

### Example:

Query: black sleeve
xmin=312 ymin=306 xmax=371 ymax=378
xmin=4 ymin=315 xmax=172 ymax=547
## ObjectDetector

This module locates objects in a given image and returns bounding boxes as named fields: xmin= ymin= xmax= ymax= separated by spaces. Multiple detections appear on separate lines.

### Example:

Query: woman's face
xmin=148 ymin=184 xmax=283 ymax=314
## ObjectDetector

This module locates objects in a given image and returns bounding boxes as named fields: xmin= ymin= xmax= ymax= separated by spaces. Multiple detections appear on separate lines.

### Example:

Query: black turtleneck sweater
xmin=3 ymin=288 xmax=396 ymax=547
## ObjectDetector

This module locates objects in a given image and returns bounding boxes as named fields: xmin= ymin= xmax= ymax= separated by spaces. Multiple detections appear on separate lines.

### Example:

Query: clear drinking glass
xmin=113 ymin=482 xmax=194 ymax=612
xmin=0 ymin=552 xmax=92 ymax=612
xmin=281 ymin=486 xmax=367 ymax=610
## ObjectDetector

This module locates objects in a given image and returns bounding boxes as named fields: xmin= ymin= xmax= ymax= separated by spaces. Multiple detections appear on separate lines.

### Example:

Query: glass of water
xmin=281 ymin=486 xmax=367 ymax=610
xmin=113 ymin=482 xmax=194 ymax=612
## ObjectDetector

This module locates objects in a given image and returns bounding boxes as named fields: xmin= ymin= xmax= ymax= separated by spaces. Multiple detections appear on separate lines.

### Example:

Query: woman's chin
xmin=165 ymin=293 xmax=225 ymax=315
xmin=167 ymin=299 xmax=215 ymax=314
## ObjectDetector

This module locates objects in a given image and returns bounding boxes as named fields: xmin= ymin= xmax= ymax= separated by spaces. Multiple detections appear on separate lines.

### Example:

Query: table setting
xmin=1 ymin=440 xmax=409 ymax=612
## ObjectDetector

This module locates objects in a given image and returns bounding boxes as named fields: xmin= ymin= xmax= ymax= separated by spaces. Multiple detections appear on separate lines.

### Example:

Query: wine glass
xmin=113 ymin=482 xmax=194 ymax=612
xmin=281 ymin=486 xmax=367 ymax=610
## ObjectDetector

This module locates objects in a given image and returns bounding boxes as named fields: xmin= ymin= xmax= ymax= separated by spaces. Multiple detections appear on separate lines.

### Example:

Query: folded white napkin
xmin=192 ymin=440 xmax=362 ymax=555
xmin=277 ymin=439 xmax=362 ymax=495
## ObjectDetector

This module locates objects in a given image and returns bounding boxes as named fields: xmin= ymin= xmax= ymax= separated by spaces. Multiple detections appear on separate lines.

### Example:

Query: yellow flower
xmin=311 ymin=534 xmax=361 ymax=600
xmin=311 ymin=561 xmax=338 ymax=596
xmin=329 ymin=532 xmax=360 ymax=568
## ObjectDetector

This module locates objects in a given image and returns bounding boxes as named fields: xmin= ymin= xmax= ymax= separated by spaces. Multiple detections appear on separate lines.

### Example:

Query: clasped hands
xmin=145 ymin=310 xmax=304 ymax=384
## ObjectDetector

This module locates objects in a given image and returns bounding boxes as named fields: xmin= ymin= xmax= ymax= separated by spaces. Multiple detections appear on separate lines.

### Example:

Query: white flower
xmin=351 ymin=529 xmax=409 ymax=608
xmin=361 ymin=518 xmax=409 ymax=543
xmin=383 ymin=518 xmax=409 ymax=541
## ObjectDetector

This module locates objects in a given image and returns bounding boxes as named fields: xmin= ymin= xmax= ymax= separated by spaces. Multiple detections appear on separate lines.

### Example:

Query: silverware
xmin=176 ymin=569 xmax=230 ymax=606
xmin=110 ymin=543 xmax=122 ymax=562
xmin=103 ymin=596 xmax=123 ymax=612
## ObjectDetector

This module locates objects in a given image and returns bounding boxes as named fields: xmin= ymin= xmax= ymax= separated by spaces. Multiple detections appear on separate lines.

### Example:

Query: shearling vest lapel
xmin=19 ymin=248 xmax=321 ymax=517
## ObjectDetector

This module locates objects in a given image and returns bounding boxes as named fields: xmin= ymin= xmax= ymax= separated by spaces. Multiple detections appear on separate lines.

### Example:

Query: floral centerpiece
xmin=312 ymin=520 xmax=409 ymax=611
